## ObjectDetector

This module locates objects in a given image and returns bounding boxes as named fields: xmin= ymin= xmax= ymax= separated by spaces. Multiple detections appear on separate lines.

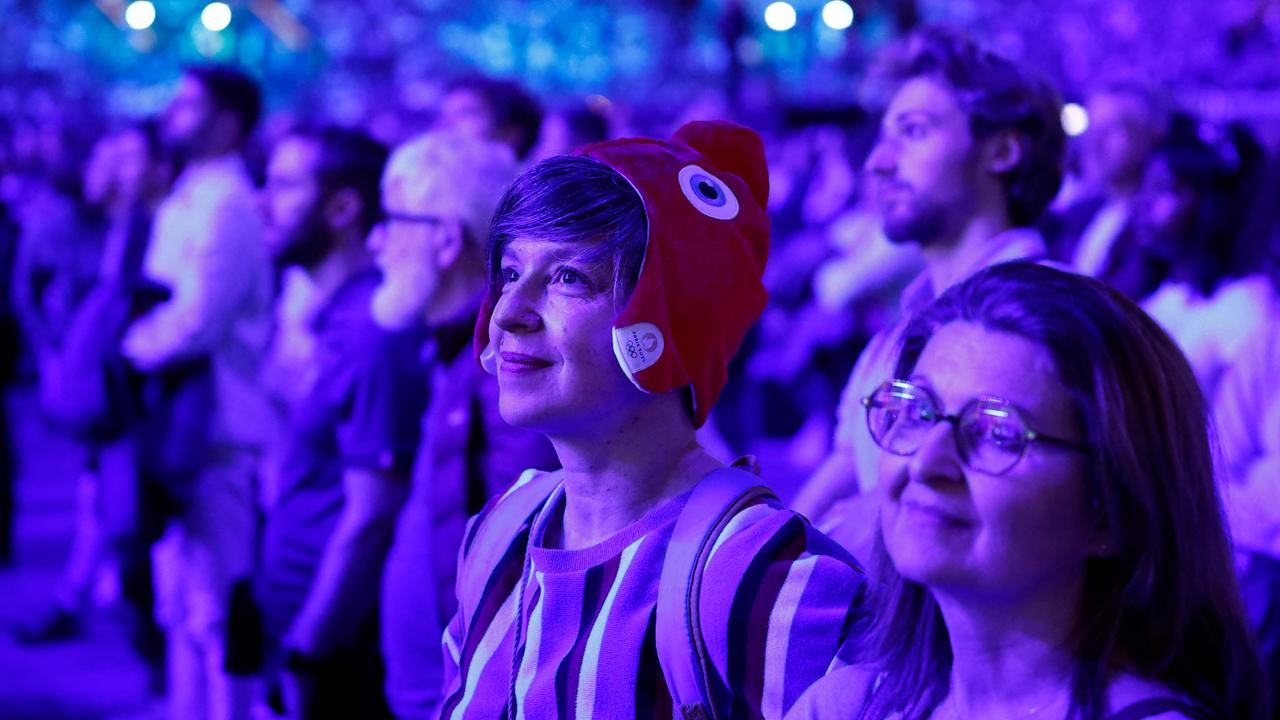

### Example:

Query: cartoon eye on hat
xmin=678 ymin=164 xmax=740 ymax=220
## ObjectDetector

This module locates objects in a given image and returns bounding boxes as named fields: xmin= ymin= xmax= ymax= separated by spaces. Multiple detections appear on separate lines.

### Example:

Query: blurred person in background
xmin=17 ymin=118 xmax=176 ymax=649
xmin=6 ymin=109 xmax=105 ymax=615
xmin=0 ymin=118 xmax=17 ymax=568
xmin=435 ymin=75 xmax=545 ymax=164
xmin=792 ymin=26 xmax=1066 ymax=561
xmin=1211 ymin=205 xmax=1280 ymax=710
xmin=530 ymin=98 xmax=612 ymax=161
xmin=368 ymin=130 xmax=557 ymax=720
xmin=1137 ymin=119 xmax=1267 ymax=396
xmin=1043 ymin=83 xmax=1167 ymax=299
xmin=255 ymin=125 xmax=423 ymax=719
xmin=121 ymin=65 xmax=274 ymax=720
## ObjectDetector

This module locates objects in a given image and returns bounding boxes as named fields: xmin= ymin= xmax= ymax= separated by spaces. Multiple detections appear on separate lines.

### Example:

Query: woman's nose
xmin=907 ymin=420 xmax=965 ymax=485
xmin=491 ymin=279 xmax=543 ymax=334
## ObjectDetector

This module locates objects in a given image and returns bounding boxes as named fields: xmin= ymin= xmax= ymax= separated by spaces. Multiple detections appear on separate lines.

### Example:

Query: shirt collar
xmin=173 ymin=153 xmax=249 ymax=193
xmin=900 ymin=227 xmax=1048 ymax=314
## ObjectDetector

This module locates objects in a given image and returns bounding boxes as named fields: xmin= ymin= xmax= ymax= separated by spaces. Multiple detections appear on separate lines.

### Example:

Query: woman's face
xmin=488 ymin=237 xmax=644 ymax=435
xmin=879 ymin=321 xmax=1099 ymax=602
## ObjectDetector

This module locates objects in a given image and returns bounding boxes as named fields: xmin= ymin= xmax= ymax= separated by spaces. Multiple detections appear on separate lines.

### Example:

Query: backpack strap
xmin=455 ymin=468 xmax=563 ymax=624
xmin=656 ymin=465 xmax=778 ymax=720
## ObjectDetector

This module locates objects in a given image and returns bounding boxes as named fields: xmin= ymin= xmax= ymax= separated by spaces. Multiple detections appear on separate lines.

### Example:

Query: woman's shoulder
xmin=703 ymin=488 xmax=864 ymax=578
xmin=783 ymin=665 xmax=876 ymax=719
xmin=1105 ymin=674 xmax=1213 ymax=720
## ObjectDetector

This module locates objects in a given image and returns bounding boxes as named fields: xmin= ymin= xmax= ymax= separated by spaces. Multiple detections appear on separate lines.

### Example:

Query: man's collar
xmin=901 ymin=227 xmax=1048 ymax=313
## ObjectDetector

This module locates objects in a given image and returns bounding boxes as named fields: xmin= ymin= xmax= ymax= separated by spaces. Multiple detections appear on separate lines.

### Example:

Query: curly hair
xmin=892 ymin=26 xmax=1066 ymax=226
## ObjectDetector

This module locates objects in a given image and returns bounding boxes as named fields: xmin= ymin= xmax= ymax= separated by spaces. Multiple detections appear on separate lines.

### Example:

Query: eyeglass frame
xmin=861 ymin=379 xmax=1090 ymax=475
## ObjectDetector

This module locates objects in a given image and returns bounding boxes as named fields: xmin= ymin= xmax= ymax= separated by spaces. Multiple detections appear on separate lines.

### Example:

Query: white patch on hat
xmin=612 ymin=322 xmax=665 ymax=386
xmin=678 ymin=164 xmax=740 ymax=220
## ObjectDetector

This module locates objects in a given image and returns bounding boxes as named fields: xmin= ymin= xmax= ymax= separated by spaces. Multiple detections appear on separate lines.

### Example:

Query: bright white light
xmin=201 ymin=2 xmax=232 ymax=32
xmin=764 ymin=1 xmax=797 ymax=32
xmin=822 ymin=0 xmax=855 ymax=30
xmin=1061 ymin=102 xmax=1090 ymax=137
xmin=124 ymin=0 xmax=156 ymax=30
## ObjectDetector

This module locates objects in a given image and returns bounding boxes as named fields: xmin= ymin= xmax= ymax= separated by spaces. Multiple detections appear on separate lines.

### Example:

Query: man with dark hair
xmin=436 ymin=75 xmax=544 ymax=162
xmin=256 ymin=126 xmax=426 ymax=718
xmin=793 ymin=26 xmax=1066 ymax=558
xmin=121 ymin=64 xmax=274 ymax=720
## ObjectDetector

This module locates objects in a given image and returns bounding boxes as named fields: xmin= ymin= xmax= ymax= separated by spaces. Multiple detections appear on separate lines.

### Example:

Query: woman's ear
xmin=984 ymin=131 xmax=1024 ymax=176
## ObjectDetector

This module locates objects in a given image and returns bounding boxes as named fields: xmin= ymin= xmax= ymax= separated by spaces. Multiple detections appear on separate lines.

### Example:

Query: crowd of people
xmin=1 ymin=21 xmax=1278 ymax=720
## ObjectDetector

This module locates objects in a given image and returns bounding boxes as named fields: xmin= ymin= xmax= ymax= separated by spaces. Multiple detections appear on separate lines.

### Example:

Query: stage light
xmin=822 ymin=1 xmax=854 ymax=30
xmin=1061 ymin=102 xmax=1089 ymax=137
xmin=764 ymin=1 xmax=797 ymax=32
xmin=201 ymin=2 xmax=232 ymax=32
xmin=124 ymin=0 xmax=156 ymax=31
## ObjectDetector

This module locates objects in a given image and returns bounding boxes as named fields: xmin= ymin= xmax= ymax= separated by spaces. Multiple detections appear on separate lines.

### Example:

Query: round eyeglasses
xmin=862 ymin=379 xmax=1089 ymax=475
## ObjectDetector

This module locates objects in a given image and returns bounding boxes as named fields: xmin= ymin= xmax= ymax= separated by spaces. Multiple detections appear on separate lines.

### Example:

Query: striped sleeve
xmin=698 ymin=501 xmax=867 ymax=718
xmin=440 ymin=509 xmax=483 ymax=708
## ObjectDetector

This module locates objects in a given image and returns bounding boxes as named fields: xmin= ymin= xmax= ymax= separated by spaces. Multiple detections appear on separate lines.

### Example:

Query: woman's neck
xmin=934 ymin=574 xmax=1083 ymax=719
xmin=547 ymin=399 xmax=723 ymax=550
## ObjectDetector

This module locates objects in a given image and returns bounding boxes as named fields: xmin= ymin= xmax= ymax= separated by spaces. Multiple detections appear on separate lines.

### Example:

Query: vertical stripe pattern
xmin=441 ymin=473 xmax=866 ymax=719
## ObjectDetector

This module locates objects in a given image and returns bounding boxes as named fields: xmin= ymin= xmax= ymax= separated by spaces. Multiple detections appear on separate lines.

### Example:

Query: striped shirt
xmin=441 ymin=470 xmax=867 ymax=719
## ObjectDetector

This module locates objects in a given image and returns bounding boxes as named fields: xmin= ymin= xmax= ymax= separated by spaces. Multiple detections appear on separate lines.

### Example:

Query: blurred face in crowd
xmin=1082 ymin=90 xmax=1159 ymax=197
xmin=114 ymin=127 xmax=166 ymax=204
xmin=864 ymin=76 xmax=982 ymax=247
xmin=1131 ymin=155 xmax=1193 ymax=247
xmin=82 ymin=127 xmax=169 ymax=211
xmin=436 ymin=89 xmax=497 ymax=142
xmin=83 ymin=133 xmax=118 ymax=208
xmin=162 ymin=75 xmax=216 ymax=159
xmin=488 ymin=238 xmax=643 ymax=434
xmin=368 ymin=169 xmax=446 ymax=330
xmin=878 ymin=321 xmax=1098 ymax=604
xmin=263 ymin=135 xmax=330 ymax=268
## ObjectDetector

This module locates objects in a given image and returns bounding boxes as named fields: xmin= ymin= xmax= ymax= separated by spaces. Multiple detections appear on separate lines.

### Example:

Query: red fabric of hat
xmin=475 ymin=120 xmax=770 ymax=427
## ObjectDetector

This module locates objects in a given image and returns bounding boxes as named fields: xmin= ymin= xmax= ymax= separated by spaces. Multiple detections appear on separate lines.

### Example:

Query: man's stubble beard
xmin=882 ymin=195 xmax=951 ymax=249
xmin=272 ymin=207 xmax=334 ymax=271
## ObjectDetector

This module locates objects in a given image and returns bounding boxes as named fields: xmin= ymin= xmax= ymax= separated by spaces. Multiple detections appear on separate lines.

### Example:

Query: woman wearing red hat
xmin=439 ymin=121 xmax=867 ymax=718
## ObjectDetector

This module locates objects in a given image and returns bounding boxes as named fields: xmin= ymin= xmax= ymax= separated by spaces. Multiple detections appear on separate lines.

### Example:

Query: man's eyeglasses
xmin=862 ymin=379 xmax=1089 ymax=475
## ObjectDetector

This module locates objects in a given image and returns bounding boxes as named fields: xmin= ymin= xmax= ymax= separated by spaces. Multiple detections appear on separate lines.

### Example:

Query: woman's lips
xmin=901 ymin=498 xmax=973 ymax=529
xmin=499 ymin=351 xmax=553 ymax=375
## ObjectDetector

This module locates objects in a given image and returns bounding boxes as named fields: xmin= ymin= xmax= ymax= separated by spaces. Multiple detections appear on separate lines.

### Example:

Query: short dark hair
xmin=447 ymin=76 xmax=544 ymax=161
xmin=287 ymin=125 xmax=389 ymax=235
xmin=184 ymin=64 xmax=262 ymax=140
xmin=487 ymin=154 xmax=646 ymax=306
xmin=129 ymin=117 xmax=167 ymax=162
xmin=1152 ymin=116 xmax=1263 ymax=296
xmin=894 ymin=26 xmax=1066 ymax=226
xmin=858 ymin=261 xmax=1269 ymax=720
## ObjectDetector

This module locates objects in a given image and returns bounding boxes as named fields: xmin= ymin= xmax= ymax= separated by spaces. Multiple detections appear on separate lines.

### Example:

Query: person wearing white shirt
xmin=122 ymin=65 xmax=273 ymax=720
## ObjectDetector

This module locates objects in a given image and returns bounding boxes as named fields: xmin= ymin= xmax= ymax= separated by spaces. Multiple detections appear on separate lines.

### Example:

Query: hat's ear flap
xmin=672 ymin=120 xmax=769 ymax=209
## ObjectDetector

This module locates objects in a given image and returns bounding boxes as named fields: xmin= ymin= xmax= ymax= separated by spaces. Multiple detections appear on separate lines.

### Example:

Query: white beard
xmin=370 ymin=273 xmax=430 ymax=331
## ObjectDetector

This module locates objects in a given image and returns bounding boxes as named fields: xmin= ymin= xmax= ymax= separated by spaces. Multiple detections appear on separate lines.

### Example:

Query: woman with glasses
xmin=791 ymin=261 xmax=1268 ymax=719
